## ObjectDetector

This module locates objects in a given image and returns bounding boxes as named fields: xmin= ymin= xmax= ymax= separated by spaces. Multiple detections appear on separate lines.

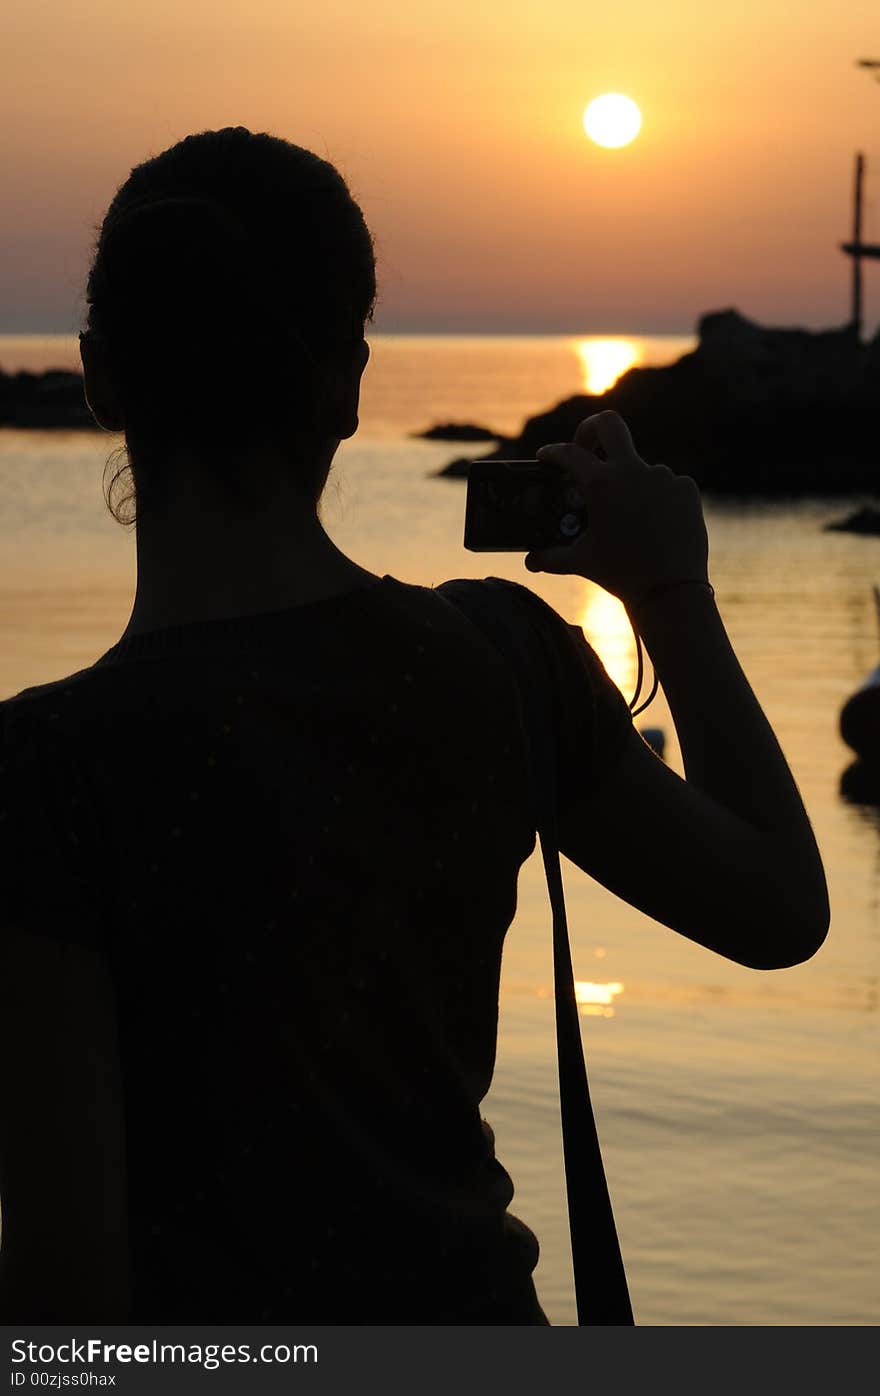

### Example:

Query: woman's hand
xmin=524 ymin=410 xmax=710 ymax=613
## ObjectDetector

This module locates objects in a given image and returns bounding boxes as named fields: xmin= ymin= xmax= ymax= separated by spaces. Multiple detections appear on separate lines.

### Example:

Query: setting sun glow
xmin=583 ymin=94 xmax=642 ymax=149
xmin=574 ymin=337 xmax=641 ymax=394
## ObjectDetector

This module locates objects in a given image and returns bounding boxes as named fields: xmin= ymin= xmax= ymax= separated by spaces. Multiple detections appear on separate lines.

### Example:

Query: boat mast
xmin=840 ymin=63 xmax=880 ymax=337
xmin=840 ymin=154 xmax=877 ymax=338
xmin=852 ymin=153 xmax=865 ymax=339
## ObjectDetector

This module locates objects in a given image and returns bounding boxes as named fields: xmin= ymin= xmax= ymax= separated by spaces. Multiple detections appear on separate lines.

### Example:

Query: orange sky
xmin=4 ymin=0 xmax=880 ymax=334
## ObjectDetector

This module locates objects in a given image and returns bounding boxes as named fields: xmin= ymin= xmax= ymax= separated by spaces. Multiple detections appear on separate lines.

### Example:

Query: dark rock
xmin=840 ymin=672 xmax=880 ymax=760
xmin=824 ymin=506 xmax=880 ymax=534
xmin=0 ymin=367 xmax=95 ymax=429
xmin=412 ymin=422 xmax=501 ymax=441
xmin=840 ymin=758 xmax=880 ymax=806
xmin=435 ymin=309 xmax=880 ymax=493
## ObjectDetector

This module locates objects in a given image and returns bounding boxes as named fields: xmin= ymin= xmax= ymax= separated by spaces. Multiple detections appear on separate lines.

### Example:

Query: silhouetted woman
xmin=0 ymin=127 xmax=829 ymax=1324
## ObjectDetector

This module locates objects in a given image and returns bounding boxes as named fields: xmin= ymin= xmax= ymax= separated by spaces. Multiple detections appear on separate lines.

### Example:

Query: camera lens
xmin=559 ymin=513 xmax=581 ymax=538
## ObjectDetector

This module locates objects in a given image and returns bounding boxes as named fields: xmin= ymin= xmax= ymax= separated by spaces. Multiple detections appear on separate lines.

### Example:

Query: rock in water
xmin=824 ymin=506 xmax=880 ymax=535
xmin=435 ymin=309 xmax=880 ymax=492
xmin=0 ymin=367 xmax=94 ymax=429
xmin=412 ymin=422 xmax=501 ymax=441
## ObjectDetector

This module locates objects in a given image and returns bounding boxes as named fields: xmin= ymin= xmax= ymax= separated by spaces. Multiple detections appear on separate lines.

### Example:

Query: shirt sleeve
xmin=482 ymin=578 xmax=635 ymax=814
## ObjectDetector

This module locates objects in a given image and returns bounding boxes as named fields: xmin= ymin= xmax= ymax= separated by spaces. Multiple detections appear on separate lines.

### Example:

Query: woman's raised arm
xmin=526 ymin=412 xmax=829 ymax=971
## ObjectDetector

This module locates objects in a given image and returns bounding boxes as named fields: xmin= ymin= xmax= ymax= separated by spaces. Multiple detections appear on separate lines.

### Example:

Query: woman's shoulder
xmin=375 ymin=572 xmax=557 ymax=645
xmin=0 ymin=666 xmax=101 ymax=742
xmin=0 ymin=667 xmax=117 ymax=833
xmin=417 ymin=573 xmax=564 ymax=630
xmin=432 ymin=574 xmax=635 ymax=800
xmin=432 ymin=575 xmax=605 ymax=675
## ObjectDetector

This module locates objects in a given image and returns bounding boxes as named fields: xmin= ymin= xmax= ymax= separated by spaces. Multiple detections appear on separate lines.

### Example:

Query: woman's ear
xmin=79 ymin=332 xmax=126 ymax=433
xmin=327 ymin=338 xmax=370 ymax=442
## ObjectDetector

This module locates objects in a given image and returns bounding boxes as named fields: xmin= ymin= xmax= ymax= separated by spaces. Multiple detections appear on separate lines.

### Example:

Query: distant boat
xmin=839 ymin=586 xmax=880 ymax=761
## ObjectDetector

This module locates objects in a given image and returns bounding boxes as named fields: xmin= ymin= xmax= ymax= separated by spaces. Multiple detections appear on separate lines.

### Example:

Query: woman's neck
xmin=118 ymin=470 xmax=379 ymax=640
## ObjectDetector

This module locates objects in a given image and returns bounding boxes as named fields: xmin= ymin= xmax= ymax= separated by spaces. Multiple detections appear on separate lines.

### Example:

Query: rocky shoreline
xmin=0 ymin=367 xmax=94 ymax=428
xmin=431 ymin=309 xmax=880 ymax=495
xmin=4 ymin=309 xmax=880 ymax=501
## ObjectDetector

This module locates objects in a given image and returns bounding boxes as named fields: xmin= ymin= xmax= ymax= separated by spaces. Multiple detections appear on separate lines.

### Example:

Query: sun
xmin=583 ymin=94 xmax=642 ymax=149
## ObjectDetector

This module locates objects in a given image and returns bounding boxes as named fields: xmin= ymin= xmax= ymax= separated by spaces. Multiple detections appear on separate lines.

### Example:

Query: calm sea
xmin=0 ymin=333 xmax=876 ymax=1326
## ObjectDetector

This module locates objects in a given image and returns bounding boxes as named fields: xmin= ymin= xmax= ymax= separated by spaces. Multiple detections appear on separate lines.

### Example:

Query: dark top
xmin=0 ymin=573 xmax=632 ymax=1323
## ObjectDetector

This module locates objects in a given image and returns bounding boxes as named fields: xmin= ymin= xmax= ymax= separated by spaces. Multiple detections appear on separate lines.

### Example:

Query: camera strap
xmin=437 ymin=577 xmax=634 ymax=1327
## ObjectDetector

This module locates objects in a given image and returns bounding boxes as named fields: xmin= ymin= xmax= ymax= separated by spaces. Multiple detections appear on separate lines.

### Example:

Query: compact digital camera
xmin=463 ymin=459 xmax=587 ymax=552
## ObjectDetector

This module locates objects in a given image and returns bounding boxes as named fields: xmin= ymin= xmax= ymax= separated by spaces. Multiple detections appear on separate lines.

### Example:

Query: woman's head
xmin=82 ymin=127 xmax=377 ymax=525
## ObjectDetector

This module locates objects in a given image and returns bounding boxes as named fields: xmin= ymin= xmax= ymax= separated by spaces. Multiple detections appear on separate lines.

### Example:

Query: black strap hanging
xmin=438 ymin=577 xmax=634 ymax=1327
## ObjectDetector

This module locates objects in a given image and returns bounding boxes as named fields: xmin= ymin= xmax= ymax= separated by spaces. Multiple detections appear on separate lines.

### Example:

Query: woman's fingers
xmin=525 ymin=412 xmax=710 ymax=596
xmin=526 ymin=413 xmax=644 ymax=578
xmin=527 ymin=440 xmax=608 ymax=576
xmin=535 ymin=440 xmax=611 ymax=486
xmin=573 ymin=409 xmax=638 ymax=461
xmin=535 ymin=412 xmax=642 ymax=490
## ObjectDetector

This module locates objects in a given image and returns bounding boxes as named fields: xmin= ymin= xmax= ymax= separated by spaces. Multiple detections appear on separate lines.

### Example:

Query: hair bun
xmin=99 ymin=195 xmax=253 ymax=319
xmin=84 ymin=128 xmax=377 ymax=524
xmin=102 ymin=193 xmax=249 ymax=246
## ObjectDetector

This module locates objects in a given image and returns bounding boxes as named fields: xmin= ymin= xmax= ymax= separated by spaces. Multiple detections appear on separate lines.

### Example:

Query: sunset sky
xmin=4 ymin=0 xmax=880 ymax=335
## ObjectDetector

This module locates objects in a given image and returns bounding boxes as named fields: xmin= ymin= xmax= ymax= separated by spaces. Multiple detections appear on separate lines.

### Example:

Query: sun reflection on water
xmin=574 ymin=981 xmax=624 ymax=1018
xmin=573 ymin=338 xmax=641 ymax=395
xmin=576 ymin=584 xmax=638 ymax=701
